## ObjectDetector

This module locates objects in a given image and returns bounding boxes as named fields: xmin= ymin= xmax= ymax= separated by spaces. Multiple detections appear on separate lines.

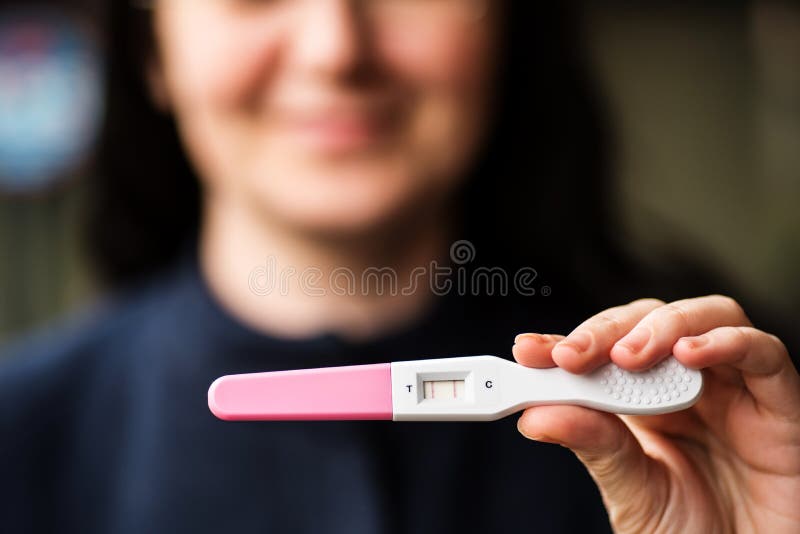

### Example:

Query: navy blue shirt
xmin=3 ymin=254 xmax=720 ymax=533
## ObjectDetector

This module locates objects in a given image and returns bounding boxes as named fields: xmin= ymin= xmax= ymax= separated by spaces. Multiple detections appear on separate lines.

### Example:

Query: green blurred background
xmin=1 ymin=0 xmax=798 ymax=344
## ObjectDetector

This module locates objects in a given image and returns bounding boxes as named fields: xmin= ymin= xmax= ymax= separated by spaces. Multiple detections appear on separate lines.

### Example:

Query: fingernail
xmin=517 ymin=420 xmax=555 ymax=443
xmin=617 ymin=327 xmax=651 ymax=355
xmin=560 ymin=331 xmax=592 ymax=354
xmin=514 ymin=333 xmax=540 ymax=344
xmin=683 ymin=335 xmax=709 ymax=349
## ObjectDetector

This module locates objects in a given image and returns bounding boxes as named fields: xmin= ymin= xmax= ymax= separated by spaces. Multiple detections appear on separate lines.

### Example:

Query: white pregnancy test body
xmin=208 ymin=355 xmax=704 ymax=422
xmin=391 ymin=355 xmax=703 ymax=421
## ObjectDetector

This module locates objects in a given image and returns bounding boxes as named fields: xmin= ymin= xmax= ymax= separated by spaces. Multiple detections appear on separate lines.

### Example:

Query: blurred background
xmin=0 ymin=0 xmax=798 ymax=345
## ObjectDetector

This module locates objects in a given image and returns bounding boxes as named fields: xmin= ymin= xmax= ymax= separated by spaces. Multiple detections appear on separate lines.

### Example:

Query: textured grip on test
xmin=600 ymin=357 xmax=697 ymax=408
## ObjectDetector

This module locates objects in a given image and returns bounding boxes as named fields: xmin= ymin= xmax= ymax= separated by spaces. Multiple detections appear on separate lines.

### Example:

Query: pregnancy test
xmin=208 ymin=355 xmax=703 ymax=422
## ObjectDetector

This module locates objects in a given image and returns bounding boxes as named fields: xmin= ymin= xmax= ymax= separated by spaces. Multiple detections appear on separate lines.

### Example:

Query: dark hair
xmin=87 ymin=1 xmax=698 ymax=308
xmin=87 ymin=0 xmax=198 ymax=289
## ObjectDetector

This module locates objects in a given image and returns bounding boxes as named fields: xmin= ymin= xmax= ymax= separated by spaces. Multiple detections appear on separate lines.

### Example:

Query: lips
xmin=275 ymin=97 xmax=400 ymax=155
xmin=285 ymin=110 xmax=391 ymax=154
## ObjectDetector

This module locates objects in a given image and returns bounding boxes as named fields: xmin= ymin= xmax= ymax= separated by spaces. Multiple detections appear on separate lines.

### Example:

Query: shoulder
xmin=0 ymin=268 xmax=194 ymax=528
xmin=1 ymin=297 xmax=138 ymax=389
xmin=0 ymin=266 xmax=190 ymax=430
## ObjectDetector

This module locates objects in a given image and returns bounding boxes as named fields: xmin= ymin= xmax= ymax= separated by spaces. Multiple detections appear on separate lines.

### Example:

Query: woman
xmin=1 ymin=1 xmax=798 ymax=533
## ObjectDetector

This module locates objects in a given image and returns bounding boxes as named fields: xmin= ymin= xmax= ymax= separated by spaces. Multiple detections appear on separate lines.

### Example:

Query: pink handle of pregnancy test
xmin=208 ymin=363 xmax=394 ymax=421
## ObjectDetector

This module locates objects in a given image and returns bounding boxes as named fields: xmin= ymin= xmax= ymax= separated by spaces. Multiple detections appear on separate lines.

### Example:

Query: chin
xmin=278 ymin=193 xmax=420 ymax=239
xmin=257 ymin=171 xmax=440 ymax=239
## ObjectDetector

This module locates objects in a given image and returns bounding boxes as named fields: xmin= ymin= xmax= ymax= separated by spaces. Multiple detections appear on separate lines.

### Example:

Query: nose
xmin=290 ymin=0 xmax=369 ymax=81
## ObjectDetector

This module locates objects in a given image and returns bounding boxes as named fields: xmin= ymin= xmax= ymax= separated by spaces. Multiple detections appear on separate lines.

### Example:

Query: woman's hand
xmin=513 ymin=296 xmax=800 ymax=534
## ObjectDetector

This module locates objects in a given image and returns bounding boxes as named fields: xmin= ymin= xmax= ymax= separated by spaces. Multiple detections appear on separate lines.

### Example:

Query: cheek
xmin=378 ymin=24 xmax=495 ymax=183
xmin=379 ymin=22 xmax=492 ymax=91
xmin=154 ymin=5 xmax=288 ymax=192
xmin=156 ymin=6 xmax=282 ymax=113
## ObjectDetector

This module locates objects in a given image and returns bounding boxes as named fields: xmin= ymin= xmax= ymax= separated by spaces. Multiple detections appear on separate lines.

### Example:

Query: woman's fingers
xmin=518 ymin=405 xmax=669 ymax=531
xmin=610 ymin=295 xmax=753 ymax=371
xmin=550 ymin=298 xmax=665 ymax=373
xmin=512 ymin=334 xmax=564 ymax=368
xmin=674 ymin=326 xmax=800 ymax=421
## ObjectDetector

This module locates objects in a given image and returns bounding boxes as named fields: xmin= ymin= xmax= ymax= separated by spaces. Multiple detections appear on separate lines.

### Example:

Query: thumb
xmin=518 ymin=405 xmax=669 ymax=532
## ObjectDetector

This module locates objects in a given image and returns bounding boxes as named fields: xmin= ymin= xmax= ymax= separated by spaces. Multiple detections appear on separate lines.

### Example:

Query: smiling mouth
xmin=280 ymin=104 xmax=401 ymax=155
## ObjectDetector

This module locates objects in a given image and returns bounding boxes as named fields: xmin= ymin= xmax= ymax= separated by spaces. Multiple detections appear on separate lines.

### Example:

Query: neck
xmin=199 ymin=196 xmax=453 ymax=342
